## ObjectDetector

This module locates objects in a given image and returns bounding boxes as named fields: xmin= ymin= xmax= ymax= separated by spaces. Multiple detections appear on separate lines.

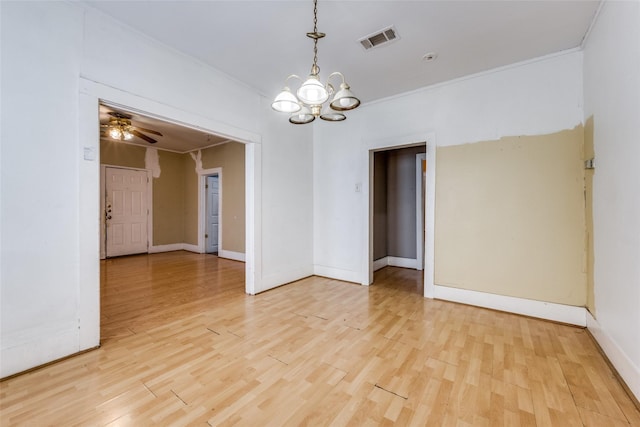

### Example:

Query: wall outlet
xmin=355 ymin=183 xmax=362 ymax=192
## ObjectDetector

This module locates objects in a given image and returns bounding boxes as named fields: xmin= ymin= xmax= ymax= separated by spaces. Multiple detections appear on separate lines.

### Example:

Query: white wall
xmin=0 ymin=2 xmax=314 ymax=377
xmin=258 ymin=99 xmax=314 ymax=292
xmin=1 ymin=1 xmax=86 ymax=378
xmin=313 ymin=117 xmax=367 ymax=283
xmin=313 ymin=51 xmax=584 ymax=286
xmin=583 ymin=1 xmax=640 ymax=400
xmin=81 ymin=7 xmax=260 ymax=134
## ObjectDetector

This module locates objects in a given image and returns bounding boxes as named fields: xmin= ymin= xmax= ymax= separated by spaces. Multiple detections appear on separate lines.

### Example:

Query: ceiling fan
xmin=101 ymin=112 xmax=163 ymax=144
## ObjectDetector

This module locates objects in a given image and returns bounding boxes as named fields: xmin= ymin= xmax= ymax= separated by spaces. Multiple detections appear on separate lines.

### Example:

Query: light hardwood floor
xmin=1 ymin=251 xmax=638 ymax=426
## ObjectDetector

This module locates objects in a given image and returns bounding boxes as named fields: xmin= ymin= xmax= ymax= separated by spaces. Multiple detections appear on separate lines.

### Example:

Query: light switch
xmin=83 ymin=147 xmax=96 ymax=161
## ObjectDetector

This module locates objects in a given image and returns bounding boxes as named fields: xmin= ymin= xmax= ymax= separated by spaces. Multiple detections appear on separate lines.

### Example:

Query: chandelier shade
xmin=272 ymin=0 xmax=360 ymax=124
xmin=297 ymin=74 xmax=329 ymax=105
xmin=330 ymin=82 xmax=361 ymax=111
xmin=289 ymin=105 xmax=316 ymax=124
xmin=272 ymin=86 xmax=301 ymax=113
xmin=319 ymin=105 xmax=346 ymax=122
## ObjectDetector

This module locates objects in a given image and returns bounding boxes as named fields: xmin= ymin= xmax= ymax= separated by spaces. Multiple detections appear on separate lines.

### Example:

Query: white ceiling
xmin=91 ymin=0 xmax=600 ymax=150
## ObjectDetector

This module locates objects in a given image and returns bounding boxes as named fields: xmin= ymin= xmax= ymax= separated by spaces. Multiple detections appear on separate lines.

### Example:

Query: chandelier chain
xmin=312 ymin=0 xmax=319 ymax=72
xmin=313 ymin=0 xmax=318 ymax=33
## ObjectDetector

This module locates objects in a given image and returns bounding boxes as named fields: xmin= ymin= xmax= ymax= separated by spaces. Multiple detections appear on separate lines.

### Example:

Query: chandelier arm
xmin=284 ymin=74 xmax=303 ymax=85
xmin=326 ymin=71 xmax=346 ymax=86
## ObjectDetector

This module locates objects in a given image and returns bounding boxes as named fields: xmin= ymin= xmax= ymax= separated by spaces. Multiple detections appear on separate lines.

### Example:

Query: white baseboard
xmin=373 ymin=258 xmax=388 ymax=272
xmin=587 ymin=312 xmax=640 ymax=401
xmin=388 ymin=256 xmax=418 ymax=269
xmin=148 ymin=245 xmax=244 ymax=260
xmin=218 ymin=250 xmax=245 ymax=262
xmin=182 ymin=244 xmax=200 ymax=253
xmin=373 ymin=256 xmax=418 ymax=271
xmin=313 ymin=265 xmax=362 ymax=284
xmin=258 ymin=265 xmax=314 ymax=294
xmin=148 ymin=243 xmax=186 ymax=253
xmin=148 ymin=243 xmax=201 ymax=254
xmin=434 ymin=284 xmax=587 ymax=326
xmin=1 ymin=321 xmax=79 ymax=378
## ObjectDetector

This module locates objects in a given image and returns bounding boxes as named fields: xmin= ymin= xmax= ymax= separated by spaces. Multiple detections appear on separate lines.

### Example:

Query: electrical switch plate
xmin=83 ymin=147 xmax=96 ymax=161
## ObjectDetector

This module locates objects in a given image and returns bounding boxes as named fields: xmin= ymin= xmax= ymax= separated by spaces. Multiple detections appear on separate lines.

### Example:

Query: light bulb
xmin=109 ymin=128 xmax=122 ymax=140
xmin=297 ymin=75 xmax=329 ymax=105
xmin=123 ymin=131 xmax=133 ymax=141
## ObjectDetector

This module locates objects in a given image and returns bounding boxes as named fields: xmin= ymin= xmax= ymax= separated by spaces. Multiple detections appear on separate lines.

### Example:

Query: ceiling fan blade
xmin=134 ymin=126 xmax=163 ymax=137
xmin=132 ymin=130 xmax=157 ymax=144
xmin=108 ymin=111 xmax=132 ymax=120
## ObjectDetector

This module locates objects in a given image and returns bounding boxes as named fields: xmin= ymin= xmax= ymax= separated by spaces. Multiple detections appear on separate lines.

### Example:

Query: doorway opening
xmin=370 ymin=144 xmax=426 ymax=295
xmin=78 ymin=79 xmax=261 ymax=350
xmin=94 ymin=99 xmax=253 ymax=345
xmin=363 ymin=133 xmax=435 ymax=298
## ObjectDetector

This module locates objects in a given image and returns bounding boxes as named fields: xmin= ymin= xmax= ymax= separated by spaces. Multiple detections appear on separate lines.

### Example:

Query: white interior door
xmin=105 ymin=167 xmax=148 ymax=257
xmin=205 ymin=175 xmax=219 ymax=253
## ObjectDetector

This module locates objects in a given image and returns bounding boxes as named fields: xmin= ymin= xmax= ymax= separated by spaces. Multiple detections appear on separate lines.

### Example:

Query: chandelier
xmin=271 ymin=0 xmax=360 ymax=124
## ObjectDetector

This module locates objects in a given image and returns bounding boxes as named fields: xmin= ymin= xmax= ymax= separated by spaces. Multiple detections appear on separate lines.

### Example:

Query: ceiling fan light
xmin=272 ymin=87 xmax=301 ymax=113
xmin=123 ymin=130 xmax=134 ymax=141
xmin=329 ymin=83 xmax=361 ymax=111
xmin=297 ymin=75 xmax=329 ymax=105
xmin=109 ymin=127 xmax=122 ymax=140
xmin=289 ymin=105 xmax=315 ymax=124
xmin=319 ymin=105 xmax=346 ymax=122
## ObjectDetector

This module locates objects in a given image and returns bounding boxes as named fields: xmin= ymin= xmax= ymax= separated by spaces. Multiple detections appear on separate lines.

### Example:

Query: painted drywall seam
xmin=145 ymin=147 xmax=161 ymax=178
xmin=189 ymin=149 xmax=203 ymax=174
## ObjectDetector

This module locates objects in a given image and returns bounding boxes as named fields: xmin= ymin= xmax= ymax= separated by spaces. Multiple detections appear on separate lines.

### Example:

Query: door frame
xmin=100 ymin=165 xmax=152 ymax=259
xmin=415 ymin=153 xmax=427 ymax=271
xmin=363 ymin=132 xmax=436 ymax=299
xmin=79 ymin=77 xmax=262 ymax=352
xmin=198 ymin=168 xmax=222 ymax=254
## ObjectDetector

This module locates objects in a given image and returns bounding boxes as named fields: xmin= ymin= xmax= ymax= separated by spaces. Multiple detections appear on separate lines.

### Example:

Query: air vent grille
xmin=358 ymin=26 xmax=399 ymax=51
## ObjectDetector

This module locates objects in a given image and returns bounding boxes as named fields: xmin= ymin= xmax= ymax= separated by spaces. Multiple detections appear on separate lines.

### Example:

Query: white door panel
xmin=105 ymin=167 xmax=148 ymax=257
xmin=206 ymin=175 xmax=219 ymax=253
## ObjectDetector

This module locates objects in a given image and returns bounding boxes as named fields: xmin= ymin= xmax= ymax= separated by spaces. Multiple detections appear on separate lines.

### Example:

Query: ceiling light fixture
xmin=107 ymin=117 xmax=134 ymax=141
xmin=271 ymin=0 xmax=360 ymax=124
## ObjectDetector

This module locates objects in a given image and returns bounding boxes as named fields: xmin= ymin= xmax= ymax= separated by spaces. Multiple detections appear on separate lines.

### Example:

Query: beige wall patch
xmin=435 ymin=126 xmax=587 ymax=306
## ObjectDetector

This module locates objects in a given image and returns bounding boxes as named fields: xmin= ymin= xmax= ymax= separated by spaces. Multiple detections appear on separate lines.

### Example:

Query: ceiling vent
xmin=358 ymin=26 xmax=399 ymax=51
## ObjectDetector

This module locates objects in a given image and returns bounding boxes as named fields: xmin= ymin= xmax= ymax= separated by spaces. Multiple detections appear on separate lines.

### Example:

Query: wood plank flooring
xmin=1 ymin=251 xmax=638 ymax=426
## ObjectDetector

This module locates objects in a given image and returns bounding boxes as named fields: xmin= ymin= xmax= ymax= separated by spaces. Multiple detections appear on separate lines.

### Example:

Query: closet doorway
xmin=372 ymin=145 xmax=426 ymax=276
